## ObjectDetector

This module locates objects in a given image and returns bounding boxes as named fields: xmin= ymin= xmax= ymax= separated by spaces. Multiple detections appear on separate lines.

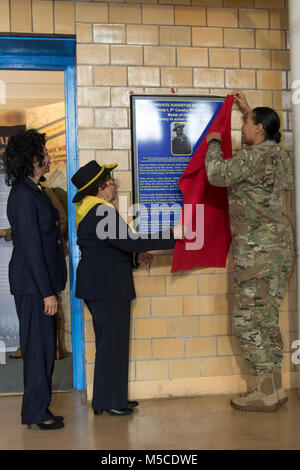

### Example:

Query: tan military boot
xmin=230 ymin=372 xmax=280 ymax=412
xmin=273 ymin=367 xmax=288 ymax=406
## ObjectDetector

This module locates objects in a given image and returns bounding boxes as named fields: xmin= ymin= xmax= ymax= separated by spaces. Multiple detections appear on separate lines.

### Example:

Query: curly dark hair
xmin=3 ymin=129 xmax=46 ymax=186
xmin=87 ymin=172 xmax=112 ymax=197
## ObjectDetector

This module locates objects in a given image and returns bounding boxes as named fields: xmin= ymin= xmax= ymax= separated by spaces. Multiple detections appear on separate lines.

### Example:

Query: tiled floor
xmin=1 ymin=390 xmax=300 ymax=450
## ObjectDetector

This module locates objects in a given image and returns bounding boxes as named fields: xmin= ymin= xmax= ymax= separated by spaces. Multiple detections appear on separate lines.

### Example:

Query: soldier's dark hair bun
xmin=252 ymin=107 xmax=281 ymax=144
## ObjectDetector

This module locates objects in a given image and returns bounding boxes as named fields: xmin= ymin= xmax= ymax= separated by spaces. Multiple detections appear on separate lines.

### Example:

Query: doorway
xmin=0 ymin=36 xmax=85 ymax=392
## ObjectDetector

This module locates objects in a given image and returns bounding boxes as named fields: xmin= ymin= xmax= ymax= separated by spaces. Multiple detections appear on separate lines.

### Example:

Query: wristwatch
xmin=208 ymin=138 xmax=221 ymax=145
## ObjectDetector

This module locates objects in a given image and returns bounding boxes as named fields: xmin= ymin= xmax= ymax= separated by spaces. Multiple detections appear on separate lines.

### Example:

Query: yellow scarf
xmin=75 ymin=196 xmax=114 ymax=230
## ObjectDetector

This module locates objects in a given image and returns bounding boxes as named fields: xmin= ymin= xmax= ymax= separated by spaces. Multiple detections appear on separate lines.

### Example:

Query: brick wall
xmin=1 ymin=0 xmax=297 ymax=401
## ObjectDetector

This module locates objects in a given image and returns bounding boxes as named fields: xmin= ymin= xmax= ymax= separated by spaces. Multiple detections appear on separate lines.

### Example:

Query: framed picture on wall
xmin=130 ymin=94 xmax=225 ymax=234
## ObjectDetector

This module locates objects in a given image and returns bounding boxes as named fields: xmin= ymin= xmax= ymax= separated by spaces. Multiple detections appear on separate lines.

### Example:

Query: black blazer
xmin=7 ymin=177 xmax=67 ymax=298
xmin=75 ymin=203 xmax=175 ymax=300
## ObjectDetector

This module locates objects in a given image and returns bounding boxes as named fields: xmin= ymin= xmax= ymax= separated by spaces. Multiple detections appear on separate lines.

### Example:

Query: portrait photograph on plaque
xmin=131 ymin=95 xmax=225 ymax=234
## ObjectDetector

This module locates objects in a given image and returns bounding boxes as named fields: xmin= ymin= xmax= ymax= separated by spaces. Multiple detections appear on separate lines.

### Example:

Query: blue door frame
xmin=0 ymin=35 xmax=86 ymax=391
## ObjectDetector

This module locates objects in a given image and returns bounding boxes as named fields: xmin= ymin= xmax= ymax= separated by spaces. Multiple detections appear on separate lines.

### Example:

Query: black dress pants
xmin=14 ymin=295 xmax=56 ymax=425
xmin=85 ymin=299 xmax=131 ymax=411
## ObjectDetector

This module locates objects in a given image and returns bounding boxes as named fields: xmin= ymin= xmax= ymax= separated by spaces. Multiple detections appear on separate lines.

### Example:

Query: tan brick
xmin=131 ymin=297 xmax=151 ymax=317
xmin=272 ymin=51 xmax=290 ymax=70
xmin=149 ymin=255 xmax=174 ymax=276
xmin=153 ymin=338 xmax=185 ymax=359
xmin=134 ymin=276 xmax=166 ymax=297
xmin=200 ymin=315 xmax=229 ymax=336
xmin=239 ymin=9 xmax=269 ymax=29
xmin=224 ymin=29 xmax=254 ymax=48
xmin=194 ymin=69 xmax=224 ymax=88
xmin=130 ymin=340 xmax=152 ymax=360
xmin=254 ymin=0 xmax=284 ymax=8
xmin=210 ymin=49 xmax=239 ymax=69
xmin=94 ymin=66 xmax=127 ymax=86
xmin=207 ymin=7 xmax=238 ymax=27
xmin=85 ymin=341 xmax=96 ymax=363
xmin=166 ymin=276 xmax=197 ymax=295
xmin=135 ymin=318 xmax=167 ymax=338
xmin=199 ymin=274 xmax=229 ymax=294
xmin=192 ymin=27 xmax=223 ymax=47
xmin=84 ymin=321 xmax=95 ymax=342
xmin=113 ymin=129 xmax=131 ymax=149
xmin=161 ymin=68 xmax=193 ymax=87
xmin=217 ymin=335 xmax=240 ymax=355
xmin=136 ymin=360 xmax=168 ymax=381
xmin=243 ymin=90 xmax=273 ymax=109
xmin=93 ymin=24 xmax=125 ymax=44
xmin=76 ymin=2 xmax=108 ymax=22
xmin=11 ymin=0 xmax=31 ymax=32
xmin=127 ymin=25 xmax=159 ymax=45
xmin=151 ymin=296 xmax=183 ymax=316
xmin=241 ymin=49 xmax=271 ymax=69
xmin=111 ymin=87 xmax=144 ymax=107
xmin=78 ymin=129 xmax=111 ymax=149
xmin=168 ymin=317 xmax=199 ymax=337
xmin=110 ymin=4 xmax=141 ymax=24
xmin=175 ymin=6 xmax=205 ymax=26
xmin=78 ymin=108 xmax=94 ymax=128
xmin=96 ymin=150 xmax=128 ymax=172
xmin=177 ymin=48 xmax=208 ymax=67
xmin=160 ymin=26 xmax=191 ymax=46
xmin=79 ymin=150 xmax=95 ymax=167
xmin=257 ymin=70 xmax=284 ymax=90
xmin=224 ymin=0 xmax=254 ymax=6
xmin=270 ymin=10 xmax=289 ymax=30
xmin=280 ymin=291 xmax=297 ymax=312
xmin=144 ymin=47 xmax=176 ymax=66
xmin=0 ymin=0 xmax=9 ymax=31
xmin=184 ymin=295 xmax=215 ymax=316
xmin=186 ymin=337 xmax=217 ymax=357
xmin=54 ymin=1 xmax=74 ymax=34
xmin=77 ymin=87 xmax=110 ymax=107
xmin=226 ymin=70 xmax=256 ymax=89
xmin=77 ymin=66 xmax=93 ymax=86
xmin=76 ymin=23 xmax=92 ymax=43
xmin=128 ymin=67 xmax=160 ymax=86
xmin=113 ymin=170 xmax=132 ymax=191
xmin=215 ymin=294 xmax=234 ymax=314
xmin=142 ymin=5 xmax=174 ymax=25
xmin=192 ymin=0 xmax=223 ymax=5
xmin=256 ymin=30 xmax=285 ymax=50
xmin=77 ymin=45 xmax=109 ymax=65
xmin=170 ymin=358 xmax=201 ymax=379
xmin=232 ymin=356 xmax=249 ymax=375
xmin=95 ymin=108 xmax=128 ymax=128
xmin=32 ymin=0 xmax=53 ymax=34
xmin=111 ymin=46 xmax=143 ymax=65
xmin=201 ymin=357 xmax=233 ymax=377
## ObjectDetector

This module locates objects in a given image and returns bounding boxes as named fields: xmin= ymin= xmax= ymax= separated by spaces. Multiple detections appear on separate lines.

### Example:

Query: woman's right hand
xmin=234 ymin=91 xmax=251 ymax=114
xmin=44 ymin=295 xmax=58 ymax=316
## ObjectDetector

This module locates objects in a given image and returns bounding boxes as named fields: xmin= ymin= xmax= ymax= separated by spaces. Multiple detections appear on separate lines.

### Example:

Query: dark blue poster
xmin=131 ymin=95 xmax=224 ymax=233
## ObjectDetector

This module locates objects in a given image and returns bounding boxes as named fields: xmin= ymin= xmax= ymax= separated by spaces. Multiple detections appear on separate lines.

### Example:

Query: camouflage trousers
xmin=232 ymin=233 xmax=294 ymax=376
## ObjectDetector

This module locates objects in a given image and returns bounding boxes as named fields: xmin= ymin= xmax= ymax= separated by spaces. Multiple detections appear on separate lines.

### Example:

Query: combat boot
xmin=273 ymin=367 xmax=288 ymax=406
xmin=230 ymin=371 xmax=280 ymax=412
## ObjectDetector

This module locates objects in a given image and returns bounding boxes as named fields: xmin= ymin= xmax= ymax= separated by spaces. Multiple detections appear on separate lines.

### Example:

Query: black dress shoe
xmin=27 ymin=420 xmax=64 ymax=430
xmin=128 ymin=400 xmax=139 ymax=408
xmin=48 ymin=410 xmax=64 ymax=423
xmin=93 ymin=408 xmax=133 ymax=416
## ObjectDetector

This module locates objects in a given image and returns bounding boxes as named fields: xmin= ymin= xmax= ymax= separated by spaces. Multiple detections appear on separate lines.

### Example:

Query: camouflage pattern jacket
xmin=205 ymin=140 xmax=293 ymax=250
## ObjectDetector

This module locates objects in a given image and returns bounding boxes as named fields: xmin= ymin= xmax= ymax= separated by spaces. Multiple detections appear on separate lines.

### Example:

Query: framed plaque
xmin=131 ymin=95 xmax=225 ymax=233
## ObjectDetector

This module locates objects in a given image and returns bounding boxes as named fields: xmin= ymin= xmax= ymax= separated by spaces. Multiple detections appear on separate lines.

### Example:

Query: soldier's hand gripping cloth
xmin=205 ymin=138 xmax=294 ymax=375
xmin=171 ymin=95 xmax=233 ymax=272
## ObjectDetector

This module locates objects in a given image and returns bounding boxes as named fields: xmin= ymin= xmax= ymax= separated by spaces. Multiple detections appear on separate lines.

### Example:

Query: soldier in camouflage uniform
xmin=205 ymin=92 xmax=294 ymax=412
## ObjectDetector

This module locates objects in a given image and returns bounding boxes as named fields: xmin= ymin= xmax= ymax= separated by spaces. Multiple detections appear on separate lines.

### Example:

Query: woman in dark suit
xmin=3 ymin=129 xmax=67 ymax=430
xmin=72 ymin=161 xmax=182 ymax=416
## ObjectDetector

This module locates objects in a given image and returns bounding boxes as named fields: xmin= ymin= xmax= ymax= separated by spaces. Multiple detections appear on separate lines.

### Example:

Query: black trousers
xmin=85 ymin=299 xmax=131 ymax=411
xmin=14 ymin=295 xmax=56 ymax=425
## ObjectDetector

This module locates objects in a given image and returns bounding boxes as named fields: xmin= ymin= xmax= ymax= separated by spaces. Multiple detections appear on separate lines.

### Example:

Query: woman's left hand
xmin=206 ymin=132 xmax=221 ymax=144
xmin=138 ymin=252 xmax=153 ymax=269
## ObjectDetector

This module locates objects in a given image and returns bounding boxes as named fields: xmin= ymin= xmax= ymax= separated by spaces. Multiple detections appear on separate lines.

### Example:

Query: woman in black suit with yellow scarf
xmin=72 ymin=161 xmax=181 ymax=416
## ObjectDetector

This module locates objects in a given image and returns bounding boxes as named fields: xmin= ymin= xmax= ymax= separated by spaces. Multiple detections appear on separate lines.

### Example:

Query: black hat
xmin=71 ymin=160 xmax=117 ymax=203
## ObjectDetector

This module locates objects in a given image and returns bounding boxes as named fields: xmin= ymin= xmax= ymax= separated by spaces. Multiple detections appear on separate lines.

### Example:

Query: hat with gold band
xmin=71 ymin=160 xmax=118 ymax=203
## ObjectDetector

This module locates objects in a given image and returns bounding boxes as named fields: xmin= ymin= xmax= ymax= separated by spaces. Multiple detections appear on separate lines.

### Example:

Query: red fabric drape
xmin=171 ymin=95 xmax=234 ymax=273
